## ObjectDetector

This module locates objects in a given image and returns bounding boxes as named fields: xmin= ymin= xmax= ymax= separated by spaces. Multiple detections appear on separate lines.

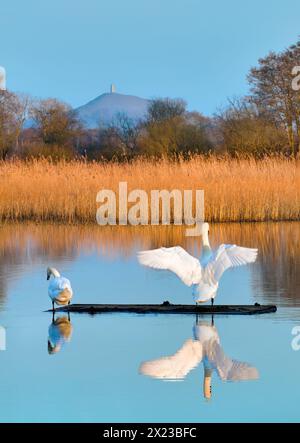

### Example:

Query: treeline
xmin=1 ymin=39 xmax=300 ymax=161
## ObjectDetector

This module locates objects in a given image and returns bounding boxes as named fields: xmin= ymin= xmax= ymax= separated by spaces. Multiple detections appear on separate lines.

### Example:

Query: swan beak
xmin=47 ymin=275 xmax=50 ymax=280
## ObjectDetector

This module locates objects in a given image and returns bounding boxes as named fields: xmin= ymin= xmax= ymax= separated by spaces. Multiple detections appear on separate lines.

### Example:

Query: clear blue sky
xmin=1 ymin=0 xmax=299 ymax=115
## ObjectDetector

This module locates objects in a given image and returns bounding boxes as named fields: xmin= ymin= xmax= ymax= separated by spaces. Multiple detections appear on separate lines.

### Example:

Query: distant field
xmin=0 ymin=156 xmax=299 ymax=223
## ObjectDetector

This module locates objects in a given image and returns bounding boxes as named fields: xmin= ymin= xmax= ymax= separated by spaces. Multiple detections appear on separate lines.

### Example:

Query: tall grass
xmin=0 ymin=156 xmax=299 ymax=223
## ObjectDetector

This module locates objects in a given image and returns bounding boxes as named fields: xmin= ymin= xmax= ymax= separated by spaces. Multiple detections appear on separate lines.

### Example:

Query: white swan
xmin=137 ymin=222 xmax=258 ymax=304
xmin=47 ymin=267 xmax=73 ymax=310
xmin=139 ymin=321 xmax=258 ymax=399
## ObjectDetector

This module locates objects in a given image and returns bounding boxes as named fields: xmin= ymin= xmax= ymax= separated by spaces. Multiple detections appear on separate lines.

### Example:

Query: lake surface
xmin=0 ymin=222 xmax=299 ymax=423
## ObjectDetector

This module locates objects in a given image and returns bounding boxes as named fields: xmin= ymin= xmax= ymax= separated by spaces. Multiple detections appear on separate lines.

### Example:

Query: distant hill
xmin=76 ymin=92 xmax=149 ymax=128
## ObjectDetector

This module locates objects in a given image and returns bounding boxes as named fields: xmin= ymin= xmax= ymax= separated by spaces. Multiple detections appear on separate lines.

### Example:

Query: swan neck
xmin=51 ymin=268 xmax=61 ymax=278
xmin=202 ymin=231 xmax=210 ymax=249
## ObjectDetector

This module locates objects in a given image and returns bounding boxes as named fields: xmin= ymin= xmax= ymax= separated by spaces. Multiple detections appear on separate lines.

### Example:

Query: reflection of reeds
xmin=0 ymin=157 xmax=299 ymax=222
xmin=0 ymin=221 xmax=298 ymax=260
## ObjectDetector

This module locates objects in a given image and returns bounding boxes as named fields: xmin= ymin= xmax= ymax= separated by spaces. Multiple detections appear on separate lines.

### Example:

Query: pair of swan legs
xmin=52 ymin=309 xmax=70 ymax=322
xmin=195 ymin=298 xmax=215 ymax=325
xmin=196 ymin=313 xmax=214 ymax=326
xmin=52 ymin=300 xmax=71 ymax=322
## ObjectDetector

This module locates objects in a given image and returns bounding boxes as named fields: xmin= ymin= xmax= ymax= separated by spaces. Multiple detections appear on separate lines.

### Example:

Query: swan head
xmin=47 ymin=267 xmax=60 ymax=280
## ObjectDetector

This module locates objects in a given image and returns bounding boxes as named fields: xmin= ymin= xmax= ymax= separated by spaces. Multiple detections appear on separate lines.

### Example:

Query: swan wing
xmin=139 ymin=339 xmax=203 ymax=380
xmin=137 ymin=246 xmax=202 ymax=286
xmin=225 ymin=360 xmax=259 ymax=381
xmin=205 ymin=340 xmax=259 ymax=381
xmin=205 ymin=244 xmax=258 ymax=283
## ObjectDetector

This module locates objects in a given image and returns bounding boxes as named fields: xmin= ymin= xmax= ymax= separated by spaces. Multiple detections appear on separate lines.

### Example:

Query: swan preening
xmin=139 ymin=320 xmax=259 ymax=399
xmin=137 ymin=222 xmax=258 ymax=304
xmin=47 ymin=267 xmax=73 ymax=310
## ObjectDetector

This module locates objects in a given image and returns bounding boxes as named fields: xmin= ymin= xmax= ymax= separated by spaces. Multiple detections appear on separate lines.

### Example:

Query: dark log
xmin=49 ymin=302 xmax=277 ymax=315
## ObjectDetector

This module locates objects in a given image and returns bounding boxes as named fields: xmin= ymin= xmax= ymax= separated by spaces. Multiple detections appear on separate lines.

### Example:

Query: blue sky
xmin=1 ymin=0 xmax=299 ymax=114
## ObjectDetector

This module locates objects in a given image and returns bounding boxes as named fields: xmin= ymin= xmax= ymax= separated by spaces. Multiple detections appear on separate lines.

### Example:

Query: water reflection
xmin=0 ymin=222 xmax=299 ymax=307
xmin=48 ymin=314 xmax=73 ymax=355
xmin=139 ymin=318 xmax=259 ymax=399
xmin=0 ymin=222 xmax=298 ymax=422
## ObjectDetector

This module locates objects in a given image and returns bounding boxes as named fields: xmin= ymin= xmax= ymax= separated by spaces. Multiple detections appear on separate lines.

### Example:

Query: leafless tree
xmin=0 ymin=91 xmax=31 ymax=159
xmin=248 ymin=40 xmax=300 ymax=157
xmin=216 ymin=98 xmax=288 ymax=156
xmin=30 ymin=98 xmax=82 ymax=147
xmin=147 ymin=98 xmax=186 ymax=123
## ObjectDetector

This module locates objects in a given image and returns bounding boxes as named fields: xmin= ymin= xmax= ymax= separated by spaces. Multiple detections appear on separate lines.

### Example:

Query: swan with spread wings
xmin=137 ymin=223 xmax=258 ymax=305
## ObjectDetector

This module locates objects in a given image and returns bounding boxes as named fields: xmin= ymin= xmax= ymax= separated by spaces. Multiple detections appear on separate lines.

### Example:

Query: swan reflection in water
xmin=48 ymin=314 xmax=73 ymax=355
xmin=139 ymin=318 xmax=259 ymax=399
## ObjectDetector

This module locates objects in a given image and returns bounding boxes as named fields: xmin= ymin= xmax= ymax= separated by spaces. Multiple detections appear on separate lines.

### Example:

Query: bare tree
xmin=30 ymin=98 xmax=82 ymax=147
xmin=147 ymin=98 xmax=186 ymax=123
xmin=94 ymin=112 xmax=141 ymax=159
xmin=248 ymin=40 xmax=300 ymax=157
xmin=112 ymin=112 xmax=141 ymax=154
xmin=216 ymin=98 xmax=288 ymax=156
xmin=0 ymin=91 xmax=30 ymax=159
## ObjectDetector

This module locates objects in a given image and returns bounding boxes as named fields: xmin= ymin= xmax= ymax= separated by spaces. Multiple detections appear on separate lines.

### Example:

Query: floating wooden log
xmin=50 ymin=302 xmax=277 ymax=315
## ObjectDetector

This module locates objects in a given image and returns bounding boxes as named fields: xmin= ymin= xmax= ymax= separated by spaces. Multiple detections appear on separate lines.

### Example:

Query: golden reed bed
xmin=0 ymin=156 xmax=299 ymax=223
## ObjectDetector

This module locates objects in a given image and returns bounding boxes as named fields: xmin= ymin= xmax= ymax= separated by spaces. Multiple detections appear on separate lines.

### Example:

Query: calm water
xmin=0 ymin=222 xmax=299 ymax=422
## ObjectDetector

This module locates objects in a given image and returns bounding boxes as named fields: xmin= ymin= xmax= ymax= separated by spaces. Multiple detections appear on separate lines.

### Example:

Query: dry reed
xmin=0 ymin=156 xmax=299 ymax=223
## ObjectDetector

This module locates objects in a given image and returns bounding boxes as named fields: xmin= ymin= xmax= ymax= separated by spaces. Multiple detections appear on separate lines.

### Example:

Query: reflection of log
xmin=50 ymin=302 xmax=277 ymax=315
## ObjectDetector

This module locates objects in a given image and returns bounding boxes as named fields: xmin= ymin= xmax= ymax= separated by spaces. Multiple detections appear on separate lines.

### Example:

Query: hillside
xmin=76 ymin=92 xmax=149 ymax=128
